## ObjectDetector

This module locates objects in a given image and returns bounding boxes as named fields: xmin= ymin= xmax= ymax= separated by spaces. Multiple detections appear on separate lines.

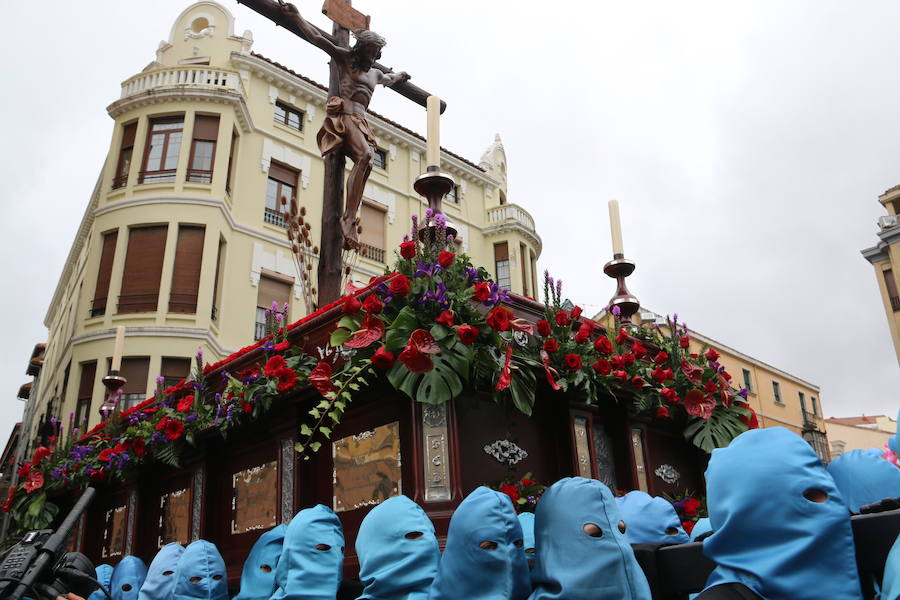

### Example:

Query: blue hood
xmin=356 ymin=495 xmax=440 ymax=600
xmin=827 ymin=449 xmax=900 ymax=513
xmin=110 ymin=556 xmax=148 ymax=600
xmin=428 ymin=486 xmax=530 ymax=600
xmin=233 ymin=524 xmax=287 ymax=600
xmin=882 ymin=534 xmax=900 ymax=600
xmin=689 ymin=518 xmax=713 ymax=542
xmin=615 ymin=491 xmax=689 ymax=544
xmin=528 ymin=477 xmax=651 ymax=600
xmin=517 ymin=512 xmax=536 ymax=569
xmin=88 ymin=564 xmax=114 ymax=600
xmin=138 ymin=543 xmax=183 ymax=600
xmin=271 ymin=505 xmax=345 ymax=600
xmin=173 ymin=540 xmax=228 ymax=600
xmin=701 ymin=427 xmax=863 ymax=600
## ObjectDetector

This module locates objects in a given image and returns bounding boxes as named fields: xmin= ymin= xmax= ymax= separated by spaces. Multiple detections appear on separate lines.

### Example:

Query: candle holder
xmin=100 ymin=371 xmax=127 ymax=417
xmin=414 ymin=166 xmax=457 ymax=241
xmin=604 ymin=254 xmax=640 ymax=328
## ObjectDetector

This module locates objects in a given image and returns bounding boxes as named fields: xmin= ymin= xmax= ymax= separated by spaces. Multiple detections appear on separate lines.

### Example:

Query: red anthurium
xmin=2 ymin=485 xmax=16 ymax=513
xmin=371 ymin=347 xmax=395 ymax=369
xmin=398 ymin=329 xmax=440 ymax=373
xmin=540 ymin=350 xmax=562 ymax=391
xmin=24 ymin=469 xmax=44 ymax=494
xmin=740 ymin=406 xmax=760 ymax=429
xmin=30 ymin=446 xmax=51 ymax=466
xmin=345 ymin=314 xmax=386 ymax=348
xmin=496 ymin=345 xmax=515 ymax=391
xmin=310 ymin=361 xmax=338 ymax=396
xmin=684 ymin=389 xmax=715 ymax=419
xmin=681 ymin=360 xmax=704 ymax=385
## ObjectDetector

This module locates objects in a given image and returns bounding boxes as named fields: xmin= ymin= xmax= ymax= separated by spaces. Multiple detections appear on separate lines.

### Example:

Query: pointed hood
xmin=110 ymin=556 xmax=148 ymax=600
xmin=689 ymin=518 xmax=713 ymax=542
xmin=517 ymin=512 xmax=536 ymax=568
xmin=138 ymin=543 xmax=183 ymax=600
xmin=233 ymin=524 xmax=287 ymax=600
xmin=615 ymin=491 xmax=689 ymax=544
xmin=528 ymin=477 xmax=651 ymax=600
xmin=827 ymin=449 xmax=900 ymax=513
xmin=701 ymin=427 xmax=863 ymax=600
xmin=89 ymin=564 xmax=115 ymax=600
xmin=271 ymin=505 xmax=345 ymax=600
xmin=428 ymin=486 xmax=530 ymax=600
xmin=356 ymin=495 xmax=440 ymax=600
xmin=173 ymin=540 xmax=228 ymax=600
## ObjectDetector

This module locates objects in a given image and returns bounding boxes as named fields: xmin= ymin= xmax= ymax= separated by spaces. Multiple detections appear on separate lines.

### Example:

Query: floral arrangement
xmin=664 ymin=491 xmax=708 ymax=536
xmin=495 ymin=473 xmax=546 ymax=514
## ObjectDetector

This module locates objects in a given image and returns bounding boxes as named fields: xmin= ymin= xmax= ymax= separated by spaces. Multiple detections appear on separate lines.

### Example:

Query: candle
xmin=111 ymin=325 xmax=125 ymax=372
xmin=426 ymin=95 xmax=441 ymax=169
xmin=608 ymin=199 xmax=624 ymax=256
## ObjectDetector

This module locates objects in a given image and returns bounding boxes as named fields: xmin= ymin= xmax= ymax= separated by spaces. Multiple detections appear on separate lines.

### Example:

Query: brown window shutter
xmin=121 ymin=122 xmax=137 ymax=149
xmin=119 ymin=357 xmax=150 ymax=395
xmin=494 ymin=242 xmax=509 ymax=261
xmin=359 ymin=203 xmax=386 ymax=250
xmin=268 ymin=162 xmax=298 ymax=187
xmin=211 ymin=240 xmax=225 ymax=320
xmin=161 ymin=357 xmax=191 ymax=381
xmin=193 ymin=115 xmax=219 ymax=141
xmin=91 ymin=231 xmax=118 ymax=316
xmin=257 ymin=273 xmax=292 ymax=310
xmin=78 ymin=362 xmax=97 ymax=400
xmin=884 ymin=269 xmax=899 ymax=298
xmin=119 ymin=225 xmax=168 ymax=313
xmin=169 ymin=226 xmax=205 ymax=313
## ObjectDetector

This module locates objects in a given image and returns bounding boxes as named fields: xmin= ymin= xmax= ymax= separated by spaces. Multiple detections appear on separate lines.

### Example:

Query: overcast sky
xmin=0 ymin=1 xmax=897 ymax=445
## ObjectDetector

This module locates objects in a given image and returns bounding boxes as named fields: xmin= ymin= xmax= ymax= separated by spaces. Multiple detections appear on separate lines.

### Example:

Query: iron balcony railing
xmin=168 ymin=293 xmax=199 ymax=314
xmin=186 ymin=169 xmax=213 ymax=184
xmin=117 ymin=293 xmax=159 ymax=313
xmin=139 ymin=169 xmax=177 ymax=184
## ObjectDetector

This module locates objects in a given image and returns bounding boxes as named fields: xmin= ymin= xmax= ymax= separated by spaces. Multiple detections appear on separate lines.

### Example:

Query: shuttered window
xmin=161 ymin=357 xmax=192 ymax=389
xmin=119 ymin=357 xmax=150 ymax=410
xmin=91 ymin=231 xmax=118 ymax=317
xmin=494 ymin=242 xmax=510 ymax=291
xmin=169 ymin=225 xmax=205 ymax=313
xmin=265 ymin=163 xmax=298 ymax=228
xmin=187 ymin=115 xmax=219 ymax=183
xmin=359 ymin=203 xmax=386 ymax=263
xmin=113 ymin=123 xmax=137 ymax=189
xmin=256 ymin=272 xmax=291 ymax=339
xmin=75 ymin=361 xmax=97 ymax=431
xmin=225 ymin=132 xmax=237 ymax=194
xmin=211 ymin=239 xmax=226 ymax=321
xmin=119 ymin=225 xmax=168 ymax=313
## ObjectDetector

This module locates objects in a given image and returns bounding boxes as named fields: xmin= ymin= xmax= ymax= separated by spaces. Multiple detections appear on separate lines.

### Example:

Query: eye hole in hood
xmin=583 ymin=523 xmax=603 ymax=537
xmin=315 ymin=543 xmax=331 ymax=551
xmin=479 ymin=540 xmax=498 ymax=550
xmin=404 ymin=531 xmax=423 ymax=540
xmin=803 ymin=488 xmax=828 ymax=503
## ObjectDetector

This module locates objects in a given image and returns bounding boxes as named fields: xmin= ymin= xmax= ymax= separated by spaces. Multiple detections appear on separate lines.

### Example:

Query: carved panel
xmin=280 ymin=438 xmax=295 ymax=524
xmin=158 ymin=488 xmax=192 ymax=548
xmin=422 ymin=404 xmax=451 ymax=502
xmin=573 ymin=418 xmax=592 ymax=478
xmin=102 ymin=505 xmax=128 ymax=558
xmin=231 ymin=461 xmax=279 ymax=534
xmin=333 ymin=422 xmax=402 ymax=512
xmin=631 ymin=428 xmax=649 ymax=492
xmin=592 ymin=423 xmax=618 ymax=492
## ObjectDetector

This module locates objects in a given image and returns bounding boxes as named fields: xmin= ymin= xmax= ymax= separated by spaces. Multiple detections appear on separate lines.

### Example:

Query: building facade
xmin=825 ymin=414 xmax=896 ymax=457
xmin=862 ymin=184 xmax=900 ymax=364
xmin=22 ymin=1 xmax=541 ymax=454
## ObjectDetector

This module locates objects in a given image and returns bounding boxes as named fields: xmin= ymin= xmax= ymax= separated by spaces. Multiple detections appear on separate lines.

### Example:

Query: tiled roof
xmin=826 ymin=415 xmax=886 ymax=425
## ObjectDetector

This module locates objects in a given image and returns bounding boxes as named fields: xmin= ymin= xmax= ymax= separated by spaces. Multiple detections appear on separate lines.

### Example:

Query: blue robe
xmin=827 ymin=449 xmax=900 ymax=513
xmin=110 ymin=556 xmax=148 ymax=600
xmin=428 ymin=486 xmax=531 ymax=600
xmin=138 ymin=543 xmax=183 ymax=600
xmin=88 ymin=564 xmax=114 ymax=600
xmin=233 ymin=525 xmax=287 ymax=600
xmin=882 ymin=534 xmax=900 ymax=600
xmin=700 ymin=427 xmax=863 ymax=599
xmin=690 ymin=518 xmax=713 ymax=542
xmin=173 ymin=540 xmax=228 ymax=600
xmin=615 ymin=491 xmax=690 ymax=544
xmin=528 ymin=477 xmax=651 ymax=600
xmin=271 ymin=505 xmax=345 ymax=600
xmin=356 ymin=495 xmax=440 ymax=600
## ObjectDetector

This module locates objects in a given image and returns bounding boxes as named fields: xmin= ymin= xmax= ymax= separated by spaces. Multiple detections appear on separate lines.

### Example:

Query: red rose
xmin=16 ymin=464 xmax=30 ymax=478
xmin=487 ymin=307 xmax=513 ymax=332
xmin=555 ymin=310 xmax=570 ymax=327
xmin=438 ymin=251 xmax=456 ymax=268
xmin=400 ymin=241 xmax=416 ymax=259
xmin=389 ymin=275 xmax=411 ymax=296
xmin=610 ymin=355 xmax=625 ymax=370
xmin=1 ymin=486 xmax=15 ymax=513
xmin=679 ymin=336 xmax=690 ymax=349
xmin=98 ymin=449 xmax=114 ymax=462
xmin=683 ymin=503 xmax=698 ymax=517
xmin=653 ymin=351 xmax=669 ymax=364
xmin=276 ymin=368 xmax=298 ymax=393
xmin=594 ymin=336 xmax=613 ymax=355
xmin=520 ymin=478 xmax=536 ymax=486
xmin=690 ymin=353 xmax=699 ymax=359
xmin=342 ymin=296 xmax=362 ymax=314
xmin=576 ymin=321 xmax=594 ymax=339
xmin=30 ymin=446 xmax=51 ymax=466
xmin=631 ymin=376 xmax=645 ymax=388
xmin=274 ymin=341 xmax=290 ymax=352
xmin=723 ymin=372 xmax=732 ymax=381
xmin=570 ymin=306 xmax=583 ymax=320
xmin=264 ymin=355 xmax=288 ymax=377
xmin=631 ymin=341 xmax=647 ymax=359
xmin=656 ymin=406 xmax=670 ymax=419
xmin=536 ymin=320 xmax=552 ymax=337
xmin=371 ymin=346 xmax=395 ymax=369
xmin=613 ymin=370 xmax=628 ymax=382
xmin=499 ymin=484 xmax=520 ymax=504
xmin=89 ymin=469 xmax=106 ymax=483
xmin=132 ymin=438 xmax=146 ymax=456
xmin=362 ymin=294 xmax=384 ymax=314
xmin=592 ymin=359 xmax=612 ymax=375
xmin=563 ymin=354 xmax=582 ymax=370
xmin=705 ymin=348 xmax=720 ymax=362
xmin=473 ymin=282 xmax=491 ymax=303
xmin=704 ymin=381 xmax=717 ymax=393
xmin=436 ymin=310 xmax=455 ymax=327
xmin=543 ymin=339 xmax=559 ymax=353
xmin=398 ymin=329 xmax=440 ymax=373
xmin=457 ymin=325 xmax=480 ymax=345
xmin=615 ymin=329 xmax=628 ymax=344
xmin=682 ymin=520 xmax=695 ymax=535
xmin=574 ymin=331 xmax=589 ymax=344
xmin=660 ymin=388 xmax=680 ymax=404
xmin=623 ymin=353 xmax=636 ymax=367
xmin=176 ymin=395 xmax=195 ymax=413
xmin=24 ymin=470 xmax=44 ymax=494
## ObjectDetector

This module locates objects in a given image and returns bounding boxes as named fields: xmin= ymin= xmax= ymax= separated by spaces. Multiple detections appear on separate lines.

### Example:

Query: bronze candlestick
xmin=604 ymin=253 xmax=640 ymax=328
xmin=414 ymin=165 xmax=457 ymax=241
xmin=100 ymin=372 xmax=127 ymax=418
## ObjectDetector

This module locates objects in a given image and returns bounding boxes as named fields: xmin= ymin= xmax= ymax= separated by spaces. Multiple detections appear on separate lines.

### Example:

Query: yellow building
xmin=24 ymin=1 xmax=541 ymax=450
xmin=825 ymin=414 xmax=896 ymax=457
xmin=862 ymin=184 xmax=900 ymax=364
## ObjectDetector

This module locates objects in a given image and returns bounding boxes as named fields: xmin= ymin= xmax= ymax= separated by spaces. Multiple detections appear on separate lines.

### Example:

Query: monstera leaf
xmin=683 ymin=403 xmax=750 ymax=453
xmin=387 ymin=339 xmax=470 ymax=405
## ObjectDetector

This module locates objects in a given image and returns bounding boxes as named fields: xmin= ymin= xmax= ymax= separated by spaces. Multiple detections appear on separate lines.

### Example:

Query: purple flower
xmin=465 ymin=266 xmax=480 ymax=285
xmin=403 ymin=234 xmax=410 ymax=242
xmin=186 ymin=414 xmax=198 ymax=423
xmin=556 ymin=279 xmax=562 ymax=296
xmin=737 ymin=388 xmax=749 ymax=400
xmin=262 ymin=340 xmax=276 ymax=353
xmin=611 ymin=305 xmax=621 ymax=317
xmin=434 ymin=213 xmax=447 ymax=228
xmin=282 ymin=302 xmax=289 ymax=312
xmin=414 ymin=261 xmax=443 ymax=278
xmin=672 ymin=313 xmax=679 ymax=323
xmin=69 ymin=445 xmax=92 ymax=460
xmin=425 ymin=208 xmax=434 ymax=220
xmin=270 ymin=301 xmax=279 ymax=312
xmin=195 ymin=348 xmax=204 ymax=361
xmin=156 ymin=375 xmax=165 ymax=386
xmin=421 ymin=282 xmax=450 ymax=309
xmin=484 ymin=282 xmax=510 ymax=306
xmin=275 ymin=313 xmax=284 ymax=322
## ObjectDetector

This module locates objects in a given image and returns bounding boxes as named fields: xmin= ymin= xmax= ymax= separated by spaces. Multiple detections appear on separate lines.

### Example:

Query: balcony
xmin=119 ymin=66 xmax=244 ymax=100
xmin=487 ymin=204 xmax=536 ymax=233
xmin=264 ymin=207 xmax=286 ymax=228
xmin=360 ymin=243 xmax=385 ymax=264
xmin=878 ymin=215 xmax=899 ymax=231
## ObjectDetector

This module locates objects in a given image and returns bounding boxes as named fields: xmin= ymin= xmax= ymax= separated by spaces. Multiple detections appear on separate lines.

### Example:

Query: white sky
xmin=0 ymin=1 xmax=897 ymax=445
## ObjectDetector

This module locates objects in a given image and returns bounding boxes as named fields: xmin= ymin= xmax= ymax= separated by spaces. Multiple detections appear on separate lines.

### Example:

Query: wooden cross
xmin=237 ymin=0 xmax=446 ymax=306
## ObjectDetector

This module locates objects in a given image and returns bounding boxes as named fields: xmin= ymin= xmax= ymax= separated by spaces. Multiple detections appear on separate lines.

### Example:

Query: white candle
xmin=608 ymin=199 xmax=624 ymax=256
xmin=111 ymin=326 xmax=125 ymax=372
xmin=426 ymin=95 xmax=440 ymax=168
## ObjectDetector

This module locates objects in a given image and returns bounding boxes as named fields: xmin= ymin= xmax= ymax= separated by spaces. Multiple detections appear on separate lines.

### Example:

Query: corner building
xmin=862 ymin=184 xmax=900 ymax=365
xmin=31 ymin=1 xmax=541 ymax=448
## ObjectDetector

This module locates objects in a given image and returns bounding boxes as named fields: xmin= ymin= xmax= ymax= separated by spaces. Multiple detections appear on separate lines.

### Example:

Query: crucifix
xmin=237 ymin=0 xmax=446 ymax=306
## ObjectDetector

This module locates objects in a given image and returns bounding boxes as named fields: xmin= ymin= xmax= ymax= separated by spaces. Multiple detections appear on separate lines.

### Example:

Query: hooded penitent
xmin=271 ymin=505 xmax=345 ymax=600
xmin=356 ymin=495 xmax=440 ymax=600
xmin=233 ymin=524 xmax=287 ymax=600
xmin=88 ymin=564 xmax=115 ymax=600
xmin=173 ymin=540 xmax=228 ymax=600
xmin=700 ymin=427 xmax=863 ymax=600
xmin=689 ymin=518 xmax=713 ymax=542
xmin=827 ymin=449 xmax=900 ymax=513
xmin=110 ymin=556 xmax=148 ymax=600
xmin=138 ymin=543 xmax=183 ymax=600
xmin=882 ymin=534 xmax=900 ymax=600
xmin=428 ymin=486 xmax=530 ymax=600
xmin=528 ymin=477 xmax=651 ymax=600
xmin=517 ymin=513 xmax=536 ymax=568
xmin=615 ymin=491 xmax=690 ymax=544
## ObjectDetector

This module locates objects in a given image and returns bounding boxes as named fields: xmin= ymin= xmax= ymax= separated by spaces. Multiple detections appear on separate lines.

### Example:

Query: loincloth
xmin=317 ymin=96 xmax=377 ymax=157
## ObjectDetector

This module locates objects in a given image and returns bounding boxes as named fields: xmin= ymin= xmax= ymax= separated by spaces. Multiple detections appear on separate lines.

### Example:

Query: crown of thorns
xmin=352 ymin=29 xmax=386 ymax=48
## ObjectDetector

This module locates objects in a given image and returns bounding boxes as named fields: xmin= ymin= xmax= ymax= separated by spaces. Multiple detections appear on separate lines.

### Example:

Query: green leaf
xmin=294 ymin=442 xmax=305 ymax=453
xmin=338 ymin=315 xmax=361 ymax=330
xmin=320 ymin=427 xmax=332 ymax=439
xmin=334 ymin=401 xmax=347 ymax=412
xmin=26 ymin=492 xmax=45 ymax=518
xmin=308 ymin=408 xmax=320 ymax=418
xmin=317 ymin=400 xmax=330 ymax=410
xmin=388 ymin=306 xmax=420 ymax=332
xmin=300 ymin=424 xmax=312 ymax=436
xmin=516 ymin=497 xmax=527 ymax=504
xmin=430 ymin=324 xmax=451 ymax=341
xmin=330 ymin=328 xmax=351 ymax=347
xmin=309 ymin=441 xmax=322 ymax=453
xmin=328 ymin=411 xmax=341 ymax=425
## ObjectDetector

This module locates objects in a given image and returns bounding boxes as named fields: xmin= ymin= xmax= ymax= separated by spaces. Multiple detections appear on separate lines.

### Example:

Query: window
xmin=274 ymin=101 xmax=303 ymax=131
xmin=741 ymin=368 xmax=753 ymax=393
xmin=772 ymin=381 xmax=783 ymax=404
xmin=265 ymin=163 xmax=298 ymax=228
xmin=140 ymin=117 xmax=184 ymax=183
xmin=75 ymin=362 xmax=97 ymax=433
xmin=359 ymin=203 xmax=386 ymax=263
xmin=499 ymin=190 xmax=507 ymax=205
xmin=256 ymin=272 xmax=292 ymax=340
xmin=91 ymin=230 xmax=118 ymax=317
xmin=373 ymin=148 xmax=388 ymax=170
xmin=113 ymin=123 xmax=137 ymax=189
xmin=117 ymin=357 xmax=150 ymax=411
xmin=211 ymin=239 xmax=226 ymax=321
xmin=118 ymin=225 xmax=168 ymax=313
xmin=225 ymin=132 xmax=237 ymax=195
xmin=169 ymin=226 xmax=205 ymax=313
xmin=520 ymin=243 xmax=529 ymax=297
xmin=494 ymin=242 xmax=511 ymax=290
xmin=799 ymin=391 xmax=807 ymax=415
xmin=447 ymin=184 xmax=459 ymax=204
xmin=187 ymin=115 xmax=219 ymax=183
xmin=884 ymin=269 xmax=900 ymax=311
xmin=811 ymin=396 xmax=818 ymax=417
xmin=160 ymin=357 xmax=192 ymax=389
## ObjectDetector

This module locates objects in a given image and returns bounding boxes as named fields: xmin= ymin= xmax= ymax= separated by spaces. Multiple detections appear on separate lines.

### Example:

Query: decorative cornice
xmin=107 ymin=87 xmax=254 ymax=134
xmin=69 ymin=326 xmax=235 ymax=358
